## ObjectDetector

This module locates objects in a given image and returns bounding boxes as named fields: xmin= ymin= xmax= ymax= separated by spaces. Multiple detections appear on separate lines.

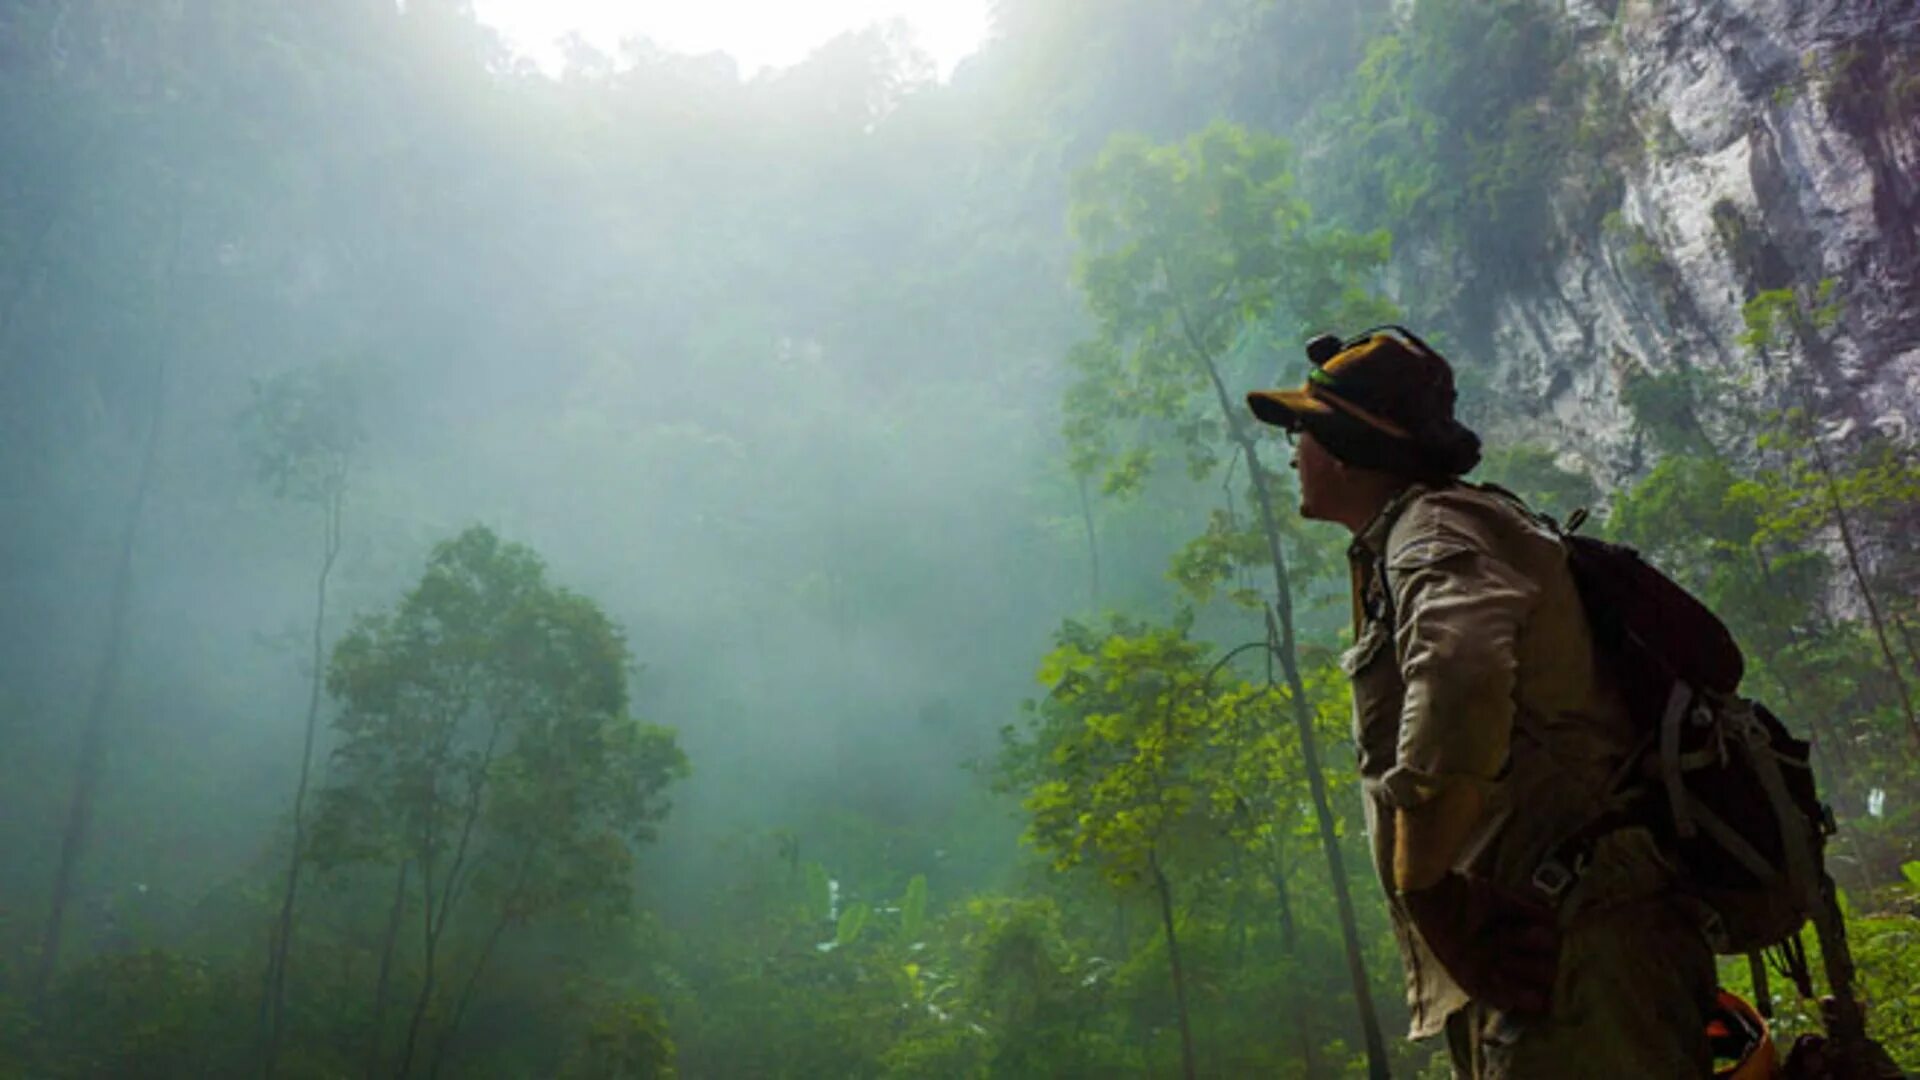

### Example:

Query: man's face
xmin=1291 ymin=428 xmax=1343 ymax=522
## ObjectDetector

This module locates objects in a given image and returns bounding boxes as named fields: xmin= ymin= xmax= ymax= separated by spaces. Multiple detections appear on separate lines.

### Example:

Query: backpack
xmin=1508 ymin=492 xmax=1900 ymax=1079
xmin=1552 ymin=520 xmax=1827 ymax=953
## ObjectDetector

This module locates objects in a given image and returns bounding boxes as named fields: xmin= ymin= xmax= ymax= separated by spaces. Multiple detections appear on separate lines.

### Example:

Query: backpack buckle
xmin=1531 ymin=858 xmax=1577 ymax=900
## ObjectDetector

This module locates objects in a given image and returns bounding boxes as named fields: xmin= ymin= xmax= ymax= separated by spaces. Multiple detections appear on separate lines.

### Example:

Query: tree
xmin=240 ymin=362 xmax=363 ymax=1075
xmin=1742 ymin=282 xmax=1920 ymax=749
xmin=1063 ymin=121 xmax=1395 ymax=1077
xmin=310 ymin=526 xmax=688 ymax=1078
xmin=1009 ymin=615 xmax=1236 ymax=1078
xmin=32 ymin=211 xmax=186 ymax=1002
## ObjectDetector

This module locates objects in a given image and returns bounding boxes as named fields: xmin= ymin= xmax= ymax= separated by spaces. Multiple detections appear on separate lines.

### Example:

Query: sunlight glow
xmin=471 ymin=0 xmax=991 ymax=78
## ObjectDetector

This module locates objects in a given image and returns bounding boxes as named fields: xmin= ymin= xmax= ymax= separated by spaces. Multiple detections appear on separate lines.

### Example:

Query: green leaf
xmin=836 ymin=902 xmax=869 ymax=947
xmin=1902 ymin=861 xmax=1920 ymax=890
xmin=900 ymin=874 xmax=928 ymax=940
xmin=803 ymin=862 xmax=831 ymax=923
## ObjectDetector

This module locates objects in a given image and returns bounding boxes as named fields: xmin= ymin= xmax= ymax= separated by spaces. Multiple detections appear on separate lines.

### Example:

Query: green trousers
xmin=1445 ymin=835 xmax=1717 ymax=1079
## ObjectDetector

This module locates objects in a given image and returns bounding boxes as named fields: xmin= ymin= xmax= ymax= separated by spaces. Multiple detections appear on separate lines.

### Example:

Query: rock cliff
xmin=1467 ymin=0 xmax=1918 ymax=483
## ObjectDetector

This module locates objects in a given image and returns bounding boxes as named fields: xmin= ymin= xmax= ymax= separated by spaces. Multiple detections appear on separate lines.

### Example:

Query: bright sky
xmin=470 ymin=0 xmax=992 ymax=79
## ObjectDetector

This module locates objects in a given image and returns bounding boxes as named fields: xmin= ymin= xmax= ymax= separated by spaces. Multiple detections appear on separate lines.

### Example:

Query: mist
xmin=4 ymin=2 xmax=1917 ymax=1077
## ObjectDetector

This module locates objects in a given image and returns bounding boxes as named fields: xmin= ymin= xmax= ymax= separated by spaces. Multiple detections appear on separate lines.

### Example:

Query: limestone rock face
xmin=1460 ymin=0 xmax=1919 ymax=485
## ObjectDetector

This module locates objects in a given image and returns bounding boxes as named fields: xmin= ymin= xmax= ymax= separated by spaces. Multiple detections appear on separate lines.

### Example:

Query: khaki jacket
xmin=1342 ymin=483 xmax=1640 ymax=1038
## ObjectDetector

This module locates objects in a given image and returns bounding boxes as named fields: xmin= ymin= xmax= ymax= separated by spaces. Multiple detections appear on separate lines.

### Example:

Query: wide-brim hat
xmin=1246 ymin=330 xmax=1481 ymax=477
xmin=1247 ymin=333 xmax=1435 ymax=439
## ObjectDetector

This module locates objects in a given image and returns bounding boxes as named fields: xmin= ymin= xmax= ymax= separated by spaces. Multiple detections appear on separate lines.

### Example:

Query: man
xmin=1245 ymin=329 xmax=1716 ymax=1078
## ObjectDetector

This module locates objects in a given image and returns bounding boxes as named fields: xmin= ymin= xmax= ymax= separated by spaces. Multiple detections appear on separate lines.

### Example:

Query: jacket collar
xmin=1350 ymin=482 xmax=1430 ymax=562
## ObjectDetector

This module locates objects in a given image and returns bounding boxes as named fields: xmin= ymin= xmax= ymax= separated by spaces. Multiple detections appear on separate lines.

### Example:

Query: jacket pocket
xmin=1343 ymin=616 xmax=1402 ymax=778
xmin=1340 ymin=618 xmax=1392 ymax=676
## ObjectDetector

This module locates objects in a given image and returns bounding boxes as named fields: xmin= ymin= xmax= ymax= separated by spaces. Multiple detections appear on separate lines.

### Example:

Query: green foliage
xmin=561 ymin=994 xmax=678 ymax=1079
xmin=803 ymin=861 xmax=833 ymax=924
xmin=1063 ymin=121 xmax=1394 ymax=499
xmin=1745 ymin=417 xmax=1920 ymax=551
xmin=316 ymin=526 xmax=688 ymax=895
xmin=1618 ymin=224 xmax=1682 ymax=306
xmin=1472 ymin=445 xmax=1599 ymax=519
xmin=6 ymin=4 xmax=1916 ymax=1078
xmin=1716 ymin=898 xmax=1920 ymax=1068
xmin=835 ymin=902 xmax=870 ymax=947
xmin=1739 ymin=280 xmax=1844 ymax=352
xmin=309 ymin=525 xmax=688 ymax=1069
xmin=1014 ymin=616 xmax=1231 ymax=884
xmin=238 ymin=363 xmax=364 ymax=503
xmin=1007 ymin=619 xmax=1342 ymax=936
xmin=1620 ymin=366 xmax=1717 ymax=455
xmin=1313 ymin=0 xmax=1632 ymax=280
xmin=1608 ymin=438 xmax=1918 ymax=823
xmin=32 ymin=949 xmax=250 ymax=1078
xmin=900 ymin=874 xmax=929 ymax=941
xmin=1168 ymin=509 xmax=1271 ymax=607
xmin=1644 ymin=110 xmax=1688 ymax=158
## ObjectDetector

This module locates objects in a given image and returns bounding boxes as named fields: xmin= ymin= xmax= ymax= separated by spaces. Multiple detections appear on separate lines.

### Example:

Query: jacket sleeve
xmin=1378 ymin=518 xmax=1542 ymax=812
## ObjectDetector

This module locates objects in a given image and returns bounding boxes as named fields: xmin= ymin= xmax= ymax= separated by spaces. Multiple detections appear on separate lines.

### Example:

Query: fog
xmin=4 ymin=2 xmax=1916 ymax=1077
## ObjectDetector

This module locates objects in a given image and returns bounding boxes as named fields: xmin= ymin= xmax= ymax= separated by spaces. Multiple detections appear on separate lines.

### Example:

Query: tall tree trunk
xmin=427 ymin=906 xmax=511 ymax=1080
xmin=32 ymin=218 xmax=183 ymax=1002
xmin=1076 ymin=471 xmax=1101 ymax=609
xmin=1788 ymin=332 xmax=1920 ymax=748
xmin=1148 ymin=851 xmax=1197 ymax=1080
xmin=397 ymin=869 xmax=439 ymax=1080
xmin=366 ymin=861 xmax=411 ymax=1080
xmin=1801 ymin=407 xmax=1920 ymax=748
xmin=1266 ymin=848 xmax=1298 ymax=956
xmin=1117 ymin=899 xmax=1154 ymax=1079
xmin=260 ymin=485 xmax=346 ymax=1075
xmin=1260 ymin=815 xmax=1313 ymax=1073
xmin=398 ymin=719 xmax=501 ymax=1079
xmin=1228 ymin=849 xmax=1248 ymax=970
xmin=428 ymin=844 xmax=534 ymax=1080
xmin=1249 ymin=487 xmax=1390 ymax=1080
xmin=1174 ymin=302 xmax=1389 ymax=1078
xmin=1752 ymin=547 xmax=1859 ymax=790
xmin=1893 ymin=613 xmax=1920 ymax=678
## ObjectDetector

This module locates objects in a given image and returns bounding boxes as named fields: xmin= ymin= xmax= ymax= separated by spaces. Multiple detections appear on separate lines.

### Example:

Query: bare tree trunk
xmin=1170 ymin=298 xmax=1389 ymax=1078
xmin=32 ymin=218 xmax=183 ymax=1002
xmin=1801 ymin=408 xmax=1920 ymax=748
xmin=1752 ymin=547 xmax=1859 ymax=790
xmin=260 ymin=486 xmax=346 ymax=1075
xmin=427 ymin=906 xmax=511 ymax=1080
xmin=1249 ymin=493 xmax=1391 ymax=1080
xmin=365 ymin=861 xmax=411 ymax=1080
xmin=398 ymin=853 xmax=439 ymax=1080
xmin=398 ymin=719 xmax=502 ymax=1079
xmin=1076 ymin=471 xmax=1101 ymax=609
xmin=1786 ymin=331 xmax=1920 ymax=749
xmin=1116 ymin=899 xmax=1154 ymax=1078
xmin=1148 ymin=851 xmax=1197 ymax=1080
xmin=1266 ymin=853 xmax=1298 ymax=956
xmin=1893 ymin=613 xmax=1920 ymax=678
xmin=428 ymin=844 xmax=534 ymax=1080
xmin=1228 ymin=849 xmax=1248 ymax=970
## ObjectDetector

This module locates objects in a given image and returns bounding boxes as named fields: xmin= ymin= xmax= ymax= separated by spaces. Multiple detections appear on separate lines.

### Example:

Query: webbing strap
xmin=1737 ymin=709 xmax=1821 ymax=915
xmin=1679 ymin=792 xmax=1778 ymax=882
xmin=1659 ymin=682 xmax=1694 ymax=838
xmin=1735 ymin=705 xmax=1888 ymax=1065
